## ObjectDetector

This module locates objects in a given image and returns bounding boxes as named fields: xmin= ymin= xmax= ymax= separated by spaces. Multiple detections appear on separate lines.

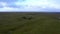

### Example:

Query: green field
xmin=0 ymin=12 xmax=60 ymax=34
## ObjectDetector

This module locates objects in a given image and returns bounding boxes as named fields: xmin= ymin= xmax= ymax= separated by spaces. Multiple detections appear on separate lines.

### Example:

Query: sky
xmin=0 ymin=0 xmax=60 ymax=12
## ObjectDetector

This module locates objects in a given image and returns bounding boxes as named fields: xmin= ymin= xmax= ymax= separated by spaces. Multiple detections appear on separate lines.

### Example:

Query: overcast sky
xmin=0 ymin=0 xmax=60 ymax=12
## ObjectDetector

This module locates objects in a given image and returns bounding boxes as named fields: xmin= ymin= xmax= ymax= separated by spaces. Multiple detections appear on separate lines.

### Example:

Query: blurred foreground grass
xmin=0 ymin=12 xmax=60 ymax=34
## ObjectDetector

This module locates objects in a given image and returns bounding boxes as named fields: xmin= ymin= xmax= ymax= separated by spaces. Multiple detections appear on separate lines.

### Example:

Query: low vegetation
xmin=0 ymin=12 xmax=60 ymax=34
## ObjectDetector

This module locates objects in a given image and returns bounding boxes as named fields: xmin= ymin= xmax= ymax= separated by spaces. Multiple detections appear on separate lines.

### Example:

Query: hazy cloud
xmin=0 ymin=0 xmax=60 ymax=11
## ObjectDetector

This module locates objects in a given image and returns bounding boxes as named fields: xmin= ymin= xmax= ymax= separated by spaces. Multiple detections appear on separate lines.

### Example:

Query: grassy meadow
xmin=0 ymin=12 xmax=60 ymax=34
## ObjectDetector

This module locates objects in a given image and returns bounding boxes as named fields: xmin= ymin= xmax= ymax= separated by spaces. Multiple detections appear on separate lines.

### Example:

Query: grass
xmin=0 ymin=12 xmax=60 ymax=34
